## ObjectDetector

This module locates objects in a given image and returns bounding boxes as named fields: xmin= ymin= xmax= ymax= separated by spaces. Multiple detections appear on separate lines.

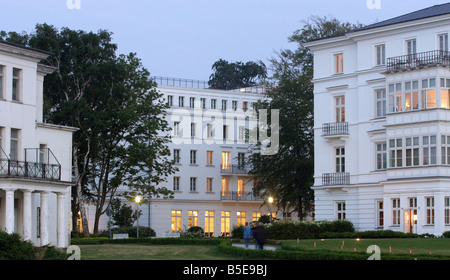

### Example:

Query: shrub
xmin=316 ymin=220 xmax=355 ymax=233
xmin=442 ymin=231 xmax=450 ymax=238
xmin=265 ymin=221 xmax=321 ymax=239
xmin=96 ymin=226 xmax=155 ymax=238
xmin=231 ymin=225 xmax=244 ymax=238
xmin=181 ymin=226 xmax=204 ymax=238
xmin=0 ymin=231 xmax=35 ymax=260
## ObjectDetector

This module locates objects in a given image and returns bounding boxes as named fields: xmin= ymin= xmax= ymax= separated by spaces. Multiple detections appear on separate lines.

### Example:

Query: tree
xmin=248 ymin=16 xmax=362 ymax=220
xmin=1 ymin=24 xmax=176 ymax=235
xmin=208 ymin=59 xmax=267 ymax=90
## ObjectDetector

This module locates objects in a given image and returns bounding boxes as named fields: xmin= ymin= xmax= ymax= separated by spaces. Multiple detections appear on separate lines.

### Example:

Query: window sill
xmin=189 ymin=164 xmax=199 ymax=167
xmin=205 ymin=164 xmax=215 ymax=167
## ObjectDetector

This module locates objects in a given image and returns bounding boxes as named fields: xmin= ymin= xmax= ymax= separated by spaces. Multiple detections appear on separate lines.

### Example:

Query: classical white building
xmin=0 ymin=41 xmax=76 ymax=247
xmin=88 ymin=78 xmax=300 ymax=237
xmin=305 ymin=3 xmax=450 ymax=236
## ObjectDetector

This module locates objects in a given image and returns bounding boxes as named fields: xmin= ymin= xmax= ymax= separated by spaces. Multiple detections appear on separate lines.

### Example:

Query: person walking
xmin=243 ymin=222 xmax=252 ymax=249
xmin=252 ymin=222 xmax=267 ymax=250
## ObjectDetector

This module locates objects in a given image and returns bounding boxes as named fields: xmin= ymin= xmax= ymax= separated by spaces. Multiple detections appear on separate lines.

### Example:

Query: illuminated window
xmin=252 ymin=211 xmax=261 ymax=222
xmin=333 ymin=53 xmax=343 ymax=74
xmin=221 ymin=211 xmax=230 ymax=237
xmin=440 ymin=78 xmax=450 ymax=108
xmin=238 ymin=179 xmax=245 ymax=196
xmin=171 ymin=210 xmax=182 ymax=232
xmin=188 ymin=210 xmax=198 ymax=228
xmin=421 ymin=78 xmax=436 ymax=109
xmin=221 ymin=151 xmax=230 ymax=169
xmin=335 ymin=96 xmax=345 ymax=122
xmin=237 ymin=211 xmax=246 ymax=227
xmin=206 ymin=151 xmax=213 ymax=165
xmin=221 ymin=178 xmax=229 ymax=196
xmin=205 ymin=211 xmax=215 ymax=237
xmin=206 ymin=178 xmax=213 ymax=192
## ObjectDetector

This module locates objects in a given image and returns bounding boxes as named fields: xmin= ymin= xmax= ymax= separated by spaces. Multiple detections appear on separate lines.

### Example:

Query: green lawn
xmin=283 ymin=238 xmax=450 ymax=256
xmin=78 ymin=244 xmax=246 ymax=260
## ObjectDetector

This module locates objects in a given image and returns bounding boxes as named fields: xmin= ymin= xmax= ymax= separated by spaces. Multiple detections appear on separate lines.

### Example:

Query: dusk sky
xmin=1 ymin=0 xmax=449 ymax=81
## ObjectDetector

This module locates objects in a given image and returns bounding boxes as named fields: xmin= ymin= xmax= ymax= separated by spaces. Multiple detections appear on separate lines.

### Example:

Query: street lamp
xmin=135 ymin=196 xmax=141 ymax=238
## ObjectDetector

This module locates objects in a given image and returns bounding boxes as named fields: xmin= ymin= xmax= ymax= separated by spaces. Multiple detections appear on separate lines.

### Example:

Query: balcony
xmin=220 ymin=191 xmax=262 ymax=201
xmin=322 ymin=172 xmax=350 ymax=186
xmin=386 ymin=50 xmax=450 ymax=73
xmin=220 ymin=164 xmax=251 ymax=175
xmin=0 ymin=148 xmax=61 ymax=181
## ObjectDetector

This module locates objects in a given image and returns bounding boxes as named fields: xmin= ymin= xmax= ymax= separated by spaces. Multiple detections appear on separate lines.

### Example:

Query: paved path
xmin=232 ymin=243 xmax=277 ymax=251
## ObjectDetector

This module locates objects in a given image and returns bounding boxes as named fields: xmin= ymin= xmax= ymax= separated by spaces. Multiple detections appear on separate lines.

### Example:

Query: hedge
xmin=71 ymin=237 xmax=224 ymax=246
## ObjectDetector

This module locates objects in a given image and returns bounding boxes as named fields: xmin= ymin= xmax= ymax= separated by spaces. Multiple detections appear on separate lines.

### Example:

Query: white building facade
xmin=0 ymin=42 xmax=76 ymax=247
xmin=306 ymin=4 xmax=450 ymax=236
xmin=89 ymin=80 xmax=300 ymax=237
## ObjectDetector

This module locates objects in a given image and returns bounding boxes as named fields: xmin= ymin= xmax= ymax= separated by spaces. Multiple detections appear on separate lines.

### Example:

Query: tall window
xmin=171 ymin=210 xmax=182 ymax=232
xmin=189 ymin=97 xmax=195 ymax=108
xmin=392 ymin=198 xmax=401 ymax=225
xmin=335 ymin=96 xmax=345 ymax=122
xmin=439 ymin=33 xmax=449 ymax=52
xmin=222 ymin=151 xmax=230 ymax=170
xmin=421 ymin=78 xmax=436 ymax=109
xmin=237 ymin=152 xmax=245 ymax=169
xmin=376 ymin=143 xmax=387 ymax=170
xmin=0 ymin=65 xmax=4 ymax=99
xmin=440 ymin=78 xmax=450 ymax=109
xmin=426 ymin=197 xmax=435 ymax=225
xmin=336 ymin=202 xmax=346 ymax=220
xmin=389 ymin=138 xmax=403 ymax=167
xmin=205 ymin=211 xmax=215 ymax=237
xmin=190 ymin=177 xmax=197 ymax=192
xmin=221 ymin=100 xmax=227 ymax=111
xmin=406 ymin=39 xmax=416 ymax=58
xmin=445 ymin=197 xmax=450 ymax=225
xmin=10 ymin=128 xmax=19 ymax=160
xmin=223 ymin=125 xmax=228 ymax=140
xmin=200 ymin=98 xmax=206 ymax=109
xmin=376 ymin=89 xmax=386 ymax=117
xmin=188 ymin=210 xmax=198 ymax=228
xmin=207 ymin=124 xmax=213 ymax=138
xmin=333 ymin=53 xmax=343 ymax=74
xmin=221 ymin=178 xmax=229 ymax=196
xmin=252 ymin=211 xmax=261 ymax=222
xmin=12 ymin=68 xmax=21 ymax=101
xmin=206 ymin=178 xmax=213 ymax=192
xmin=405 ymin=137 xmax=420 ymax=167
xmin=409 ymin=198 xmax=417 ymax=227
xmin=238 ymin=179 xmax=245 ymax=196
xmin=190 ymin=123 xmax=196 ymax=137
xmin=178 ymin=96 xmax=184 ymax=107
xmin=0 ymin=127 xmax=3 ymax=154
xmin=167 ymin=95 xmax=173 ymax=106
xmin=375 ymin=44 xmax=386 ymax=66
xmin=206 ymin=151 xmax=213 ymax=165
xmin=232 ymin=100 xmax=237 ymax=111
xmin=173 ymin=122 xmax=180 ymax=136
xmin=442 ymin=135 xmax=450 ymax=165
xmin=422 ymin=135 xmax=437 ymax=165
xmin=221 ymin=211 xmax=231 ymax=237
xmin=335 ymin=147 xmax=345 ymax=173
xmin=173 ymin=177 xmax=180 ymax=191
xmin=173 ymin=149 xmax=180 ymax=164
xmin=376 ymin=201 xmax=384 ymax=228
xmin=211 ymin=99 xmax=216 ymax=109
xmin=237 ymin=211 xmax=246 ymax=227
xmin=190 ymin=150 xmax=197 ymax=164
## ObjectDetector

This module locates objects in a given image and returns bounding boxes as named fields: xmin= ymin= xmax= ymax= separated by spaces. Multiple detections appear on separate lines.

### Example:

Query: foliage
xmin=443 ymin=231 xmax=450 ymax=238
xmin=208 ymin=59 xmax=267 ymax=90
xmin=315 ymin=220 xmax=355 ymax=233
xmin=109 ymin=198 xmax=140 ymax=228
xmin=248 ymin=16 xmax=362 ymax=220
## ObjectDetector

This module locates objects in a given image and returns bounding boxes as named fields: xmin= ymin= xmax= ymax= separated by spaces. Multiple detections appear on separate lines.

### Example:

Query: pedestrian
xmin=243 ymin=222 xmax=252 ymax=248
xmin=252 ymin=222 xmax=267 ymax=250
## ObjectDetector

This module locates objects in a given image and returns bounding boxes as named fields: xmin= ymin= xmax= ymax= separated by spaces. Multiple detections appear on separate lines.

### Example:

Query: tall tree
xmin=1 ymin=24 xmax=176 ymax=235
xmin=208 ymin=59 xmax=267 ymax=90
xmin=248 ymin=16 xmax=362 ymax=220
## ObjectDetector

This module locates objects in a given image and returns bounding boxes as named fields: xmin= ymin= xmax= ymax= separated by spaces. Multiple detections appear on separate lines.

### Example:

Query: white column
xmin=39 ymin=191 xmax=49 ymax=246
xmin=4 ymin=188 xmax=15 ymax=234
xmin=22 ymin=190 xmax=32 ymax=241
xmin=56 ymin=192 xmax=66 ymax=248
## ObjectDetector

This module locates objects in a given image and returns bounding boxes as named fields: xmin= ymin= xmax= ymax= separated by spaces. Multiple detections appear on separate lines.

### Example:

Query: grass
xmin=283 ymin=238 xmax=450 ymax=256
xmin=78 ymin=243 xmax=246 ymax=260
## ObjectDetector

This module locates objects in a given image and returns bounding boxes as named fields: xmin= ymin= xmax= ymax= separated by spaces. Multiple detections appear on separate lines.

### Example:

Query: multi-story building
xmin=305 ymin=3 xmax=450 ymax=236
xmin=0 ymin=41 xmax=76 ymax=247
xmin=88 ymin=78 xmax=297 ymax=237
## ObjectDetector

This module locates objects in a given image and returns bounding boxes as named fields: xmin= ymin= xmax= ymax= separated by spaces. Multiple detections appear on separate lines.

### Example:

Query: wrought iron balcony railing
xmin=322 ymin=172 xmax=350 ymax=186
xmin=220 ymin=164 xmax=251 ymax=175
xmin=220 ymin=191 xmax=263 ymax=201
xmin=387 ymin=50 xmax=450 ymax=72
xmin=322 ymin=122 xmax=349 ymax=136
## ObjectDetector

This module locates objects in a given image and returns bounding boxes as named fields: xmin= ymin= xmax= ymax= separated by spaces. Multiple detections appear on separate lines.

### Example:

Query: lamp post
xmin=135 ymin=196 xmax=141 ymax=238
xmin=268 ymin=196 xmax=273 ymax=224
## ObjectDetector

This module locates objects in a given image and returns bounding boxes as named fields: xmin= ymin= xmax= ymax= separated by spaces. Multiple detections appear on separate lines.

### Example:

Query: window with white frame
xmin=200 ymin=98 xmax=206 ymax=109
xmin=333 ymin=53 xmax=343 ymax=74
xmin=232 ymin=100 xmax=237 ymax=111
xmin=190 ymin=150 xmax=197 ymax=164
xmin=440 ymin=78 xmax=450 ymax=109
xmin=207 ymin=124 xmax=213 ymax=138
xmin=222 ymin=100 xmax=227 ymax=111
xmin=426 ymin=197 xmax=435 ymax=225
xmin=445 ymin=197 xmax=450 ymax=225
xmin=376 ymin=200 xmax=384 ymax=228
xmin=211 ymin=99 xmax=216 ymax=109
xmin=12 ymin=68 xmax=21 ymax=102
xmin=206 ymin=178 xmax=213 ymax=192
xmin=392 ymin=198 xmax=401 ymax=225
xmin=335 ymin=96 xmax=345 ymax=122
xmin=441 ymin=135 xmax=450 ymax=165
xmin=375 ymin=89 xmax=386 ymax=117
xmin=10 ymin=128 xmax=20 ymax=160
xmin=421 ymin=78 xmax=436 ymax=109
xmin=335 ymin=147 xmax=345 ymax=173
xmin=190 ymin=177 xmax=197 ymax=192
xmin=388 ymin=83 xmax=402 ymax=112
xmin=190 ymin=122 xmax=196 ymax=137
xmin=206 ymin=151 xmax=213 ymax=165
xmin=173 ymin=149 xmax=180 ymax=164
xmin=406 ymin=39 xmax=416 ymax=57
xmin=173 ymin=122 xmax=180 ymax=136
xmin=405 ymin=137 xmax=419 ymax=167
xmin=188 ymin=210 xmax=198 ymax=228
xmin=376 ymin=143 xmax=387 ymax=170
xmin=336 ymin=202 xmax=346 ymax=220
xmin=189 ymin=97 xmax=195 ymax=108
xmin=167 ymin=95 xmax=173 ymax=106
xmin=409 ymin=197 xmax=418 ymax=227
xmin=422 ymin=135 xmax=437 ymax=165
xmin=0 ymin=127 xmax=3 ymax=153
xmin=173 ymin=177 xmax=180 ymax=191
xmin=375 ymin=44 xmax=386 ymax=66
xmin=389 ymin=138 xmax=403 ymax=167
xmin=439 ymin=33 xmax=449 ymax=52
xmin=178 ymin=96 xmax=184 ymax=107
xmin=171 ymin=210 xmax=182 ymax=232
xmin=0 ymin=65 xmax=4 ymax=99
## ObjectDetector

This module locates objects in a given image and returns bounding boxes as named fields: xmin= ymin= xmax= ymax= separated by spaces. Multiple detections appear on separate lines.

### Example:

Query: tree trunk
xmin=73 ymin=145 xmax=90 ymax=237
